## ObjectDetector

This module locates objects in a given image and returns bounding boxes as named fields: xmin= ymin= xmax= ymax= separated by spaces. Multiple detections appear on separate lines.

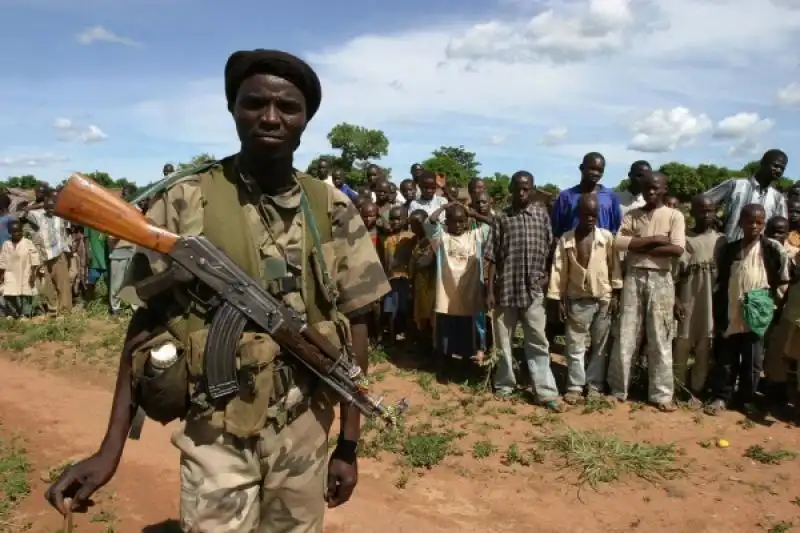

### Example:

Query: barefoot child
xmin=548 ymin=193 xmax=622 ymax=403
xmin=359 ymin=200 xmax=381 ymax=341
xmin=428 ymin=203 xmax=490 ymax=372
xmin=409 ymin=209 xmax=436 ymax=351
xmin=380 ymin=206 xmax=415 ymax=345
xmin=674 ymin=195 xmax=725 ymax=400
xmin=705 ymin=204 xmax=790 ymax=417
xmin=0 ymin=220 xmax=40 ymax=318
xmin=609 ymin=172 xmax=685 ymax=411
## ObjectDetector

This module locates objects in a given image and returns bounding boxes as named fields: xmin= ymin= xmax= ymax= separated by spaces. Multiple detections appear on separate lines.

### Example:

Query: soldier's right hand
xmin=45 ymin=453 xmax=118 ymax=516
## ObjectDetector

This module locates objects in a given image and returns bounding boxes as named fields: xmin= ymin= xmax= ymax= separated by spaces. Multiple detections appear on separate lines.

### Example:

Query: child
xmin=548 ymin=194 xmax=622 ymax=403
xmin=786 ymin=200 xmax=800 ymax=265
xmin=609 ymin=171 xmax=685 ymax=411
xmin=674 ymin=195 xmax=725 ymax=401
xmin=69 ymin=225 xmax=88 ymax=303
xmin=469 ymin=191 xmax=495 ymax=356
xmin=0 ymin=221 xmax=40 ymax=318
xmin=358 ymin=200 xmax=382 ymax=343
xmin=467 ymin=178 xmax=486 ymax=203
xmin=331 ymin=169 xmax=359 ymax=202
xmin=399 ymin=179 xmax=417 ymax=208
xmin=766 ymin=215 xmax=789 ymax=245
xmin=389 ymin=182 xmax=400 ymax=205
xmin=664 ymin=196 xmax=679 ymax=209
xmin=374 ymin=178 xmax=394 ymax=220
xmin=409 ymin=209 xmax=436 ymax=351
xmin=409 ymin=171 xmax=447 ymax=221
xmin=379 ymin=206 xmax=415 ymax=345
xmin=427 ymin=202 xmax=490 ymax=370
xmin=705 ymin=204 xmax=790 ymax=417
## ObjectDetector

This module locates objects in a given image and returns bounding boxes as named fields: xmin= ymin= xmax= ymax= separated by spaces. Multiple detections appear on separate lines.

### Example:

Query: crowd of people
xmin=2 ymin=147 xmax=798 ymax=419
xmin=327 ymin=148 xmax=800 ymax=419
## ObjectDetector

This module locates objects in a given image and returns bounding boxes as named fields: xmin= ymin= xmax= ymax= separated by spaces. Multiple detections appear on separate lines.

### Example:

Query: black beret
xmin=224 ymin=49 xmax=322 ymax=120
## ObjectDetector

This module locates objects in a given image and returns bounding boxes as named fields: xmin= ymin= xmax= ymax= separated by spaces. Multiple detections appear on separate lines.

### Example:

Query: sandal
xmin=563 ymin=391 xmax=583 ymax=405
xmin=542 ymin=399 xmax=567 ymax=413
xmin=703 ymin=399 xmax=726 ymax=416
xmin=654 ymin=401 xmax=678 ymax=412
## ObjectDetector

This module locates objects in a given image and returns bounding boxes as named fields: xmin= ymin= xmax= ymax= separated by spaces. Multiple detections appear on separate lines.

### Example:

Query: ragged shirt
xmin=0 ymin=238 xmax=40 ymax=297
xmin=547 ymin=227 xmax=622 ymax=301
xmin=676 ymin=229 xmax=725 ymax=341
xmin=616 ymin=205 xmax=685 ymax=271
xmin=724 ymin=239 xmax=771 ymax=337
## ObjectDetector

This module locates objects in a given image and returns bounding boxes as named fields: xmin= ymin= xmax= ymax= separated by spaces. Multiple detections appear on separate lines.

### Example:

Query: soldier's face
xmin=233 ymin=73 xmax=307 ymax=159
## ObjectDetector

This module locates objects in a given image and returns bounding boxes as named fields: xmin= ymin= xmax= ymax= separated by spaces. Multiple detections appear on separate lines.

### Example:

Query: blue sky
xmin=1 ymin=0 xmax=800 ymax=189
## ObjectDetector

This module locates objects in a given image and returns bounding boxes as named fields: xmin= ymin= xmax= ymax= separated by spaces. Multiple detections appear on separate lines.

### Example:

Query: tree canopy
xmin=3 ymin=121 xmax=791 ymax=210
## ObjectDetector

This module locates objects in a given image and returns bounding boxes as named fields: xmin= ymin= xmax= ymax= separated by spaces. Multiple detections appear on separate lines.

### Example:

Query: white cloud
xmin=488 ymin=134 xmax=507 ymax=145
xmin=541 ymin=126 xmax=568 ymax=146
xmin=777 ymin=82 xmax=800 ymax=106
xmin=53 ymin=118 xmax=108 ymax=144
xmin=75 ymin=26 xmax=141 ymax=47
xmin=445 ymin=0 xmax=635 ymax=64
xmin=0 ymin=153 xmax=69 ymax=167
xmin=713 ymin=112 xmax=774 ymax=156
xmin=713 ymin=112 xmax=774 ymax=139
xmin=627 ymin=107 xmax=712 ymax=153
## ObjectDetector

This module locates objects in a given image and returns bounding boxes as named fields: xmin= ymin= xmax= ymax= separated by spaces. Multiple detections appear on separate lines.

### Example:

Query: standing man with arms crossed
xmin=46 ymin=49 xmax=390 ymax=533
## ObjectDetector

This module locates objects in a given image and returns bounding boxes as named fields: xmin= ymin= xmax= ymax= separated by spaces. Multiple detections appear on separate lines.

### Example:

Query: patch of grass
xmin=501 ymin=443 xmax=544 ymax=466
xmin=582 ymin=395 xmax=615 ymax=414
xmin=42 ymin=459 xmax=74 ymax=483
xmin=471 ymin=440 xmax=497 ymax=459
xmin=428 ymin=404 xmax=459 ymax=421
xmin=401 ymin=424 xmax=459 ymax=469
xmin=368 ymin=346 xmax=389 ymax=365
xmin=745 ymin=445 xmax=797 ymax=465
xmin=0 ymin=312 xmax=89 ymax=351
xmin=768 ymin=521 xmax=793 ymax=533
xmin=415 ymin=372 xmax=441 ymax=400
xmin=0 ymin=434 xmax=31 ymax=521
xmin=526 ymin=411 xmax=561 ymax=427
xmin=537 ymin=429 xmax=685 ymax=490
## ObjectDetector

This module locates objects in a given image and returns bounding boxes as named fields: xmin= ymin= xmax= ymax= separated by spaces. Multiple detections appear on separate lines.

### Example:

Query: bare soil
xmin=1 ymin=313 xmax=800 ymax=533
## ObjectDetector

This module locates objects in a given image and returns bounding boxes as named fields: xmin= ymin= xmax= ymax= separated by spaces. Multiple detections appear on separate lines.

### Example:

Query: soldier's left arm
xmin=329 ymin=190 xmax=391 ymax=442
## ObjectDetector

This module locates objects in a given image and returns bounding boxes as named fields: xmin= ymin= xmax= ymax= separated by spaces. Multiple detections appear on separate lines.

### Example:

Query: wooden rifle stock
xmin=53 ymin=173 xmax=179 ymax=255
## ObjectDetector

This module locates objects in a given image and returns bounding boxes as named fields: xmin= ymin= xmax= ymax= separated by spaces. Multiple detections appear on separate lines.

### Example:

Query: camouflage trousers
xmin=608 ymin=268 xmax=675 ymax=404
xmin=171 ymin=401 xmax=335 ymax=533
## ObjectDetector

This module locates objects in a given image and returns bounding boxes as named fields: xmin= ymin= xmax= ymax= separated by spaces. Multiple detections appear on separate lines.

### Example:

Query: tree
xmin=484 ymin=172 xmax=510 ymax=208
xmin=538 ymin=183 xmax=560 ymax=196
xmin=83 ymin=171 xmax=115 ymax=188
xmin=327 ymin=123 xmax=389 ymax=173
xmin=422 ymin=145 xmax=481 ymax=187
xmin=1 ymin=175 xmax=40 ymax=189
xmin=305 ymin=154 xmax=339 ymax=177
xmin=178 ymin=153 xmax=216 ymax=170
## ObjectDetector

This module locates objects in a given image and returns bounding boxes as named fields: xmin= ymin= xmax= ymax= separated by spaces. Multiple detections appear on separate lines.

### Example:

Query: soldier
xmin=45 ymin=49 xmax=390 ymax=533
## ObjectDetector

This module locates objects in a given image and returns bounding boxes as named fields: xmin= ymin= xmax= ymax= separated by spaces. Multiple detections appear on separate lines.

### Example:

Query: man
xmin=485 ymin=171 xmax=564 ymax=412
xmin=608 ymin=172 xmax=685 ymax=411
xmin=551 ymin=152 xmax=622 ymax=238
xmin=618 ymin=160 xmax=650 ymax=216
xmin=26 ymin=186 xmax=72 ymax=316
xmin=106 ymin=185 xmax=138 ymax=316
xmin=705 ymin=149 xmax=788 ymax=241
xmin=46 ymin=49 xmax=390 ymax=533
xmin=163 ymin=163 xmax=175 ymax=177
xmin=316 ymin=158 xmax=333 ymax=186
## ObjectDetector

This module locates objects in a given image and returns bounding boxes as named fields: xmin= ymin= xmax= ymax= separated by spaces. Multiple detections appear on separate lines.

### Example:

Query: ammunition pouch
xmin=130 ymin=330 xmax=190 ymax=425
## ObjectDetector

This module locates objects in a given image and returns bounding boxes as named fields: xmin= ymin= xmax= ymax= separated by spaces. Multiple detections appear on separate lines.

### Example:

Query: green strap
xmin=129 ymin=161 xmax=218 ymax=207
xmin=299 ymin=189 xmax=339 ymax=310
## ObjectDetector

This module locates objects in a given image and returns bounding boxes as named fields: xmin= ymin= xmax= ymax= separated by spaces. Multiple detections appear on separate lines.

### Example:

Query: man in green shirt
xmin=84 ymin=226 xmax=109 ymax=301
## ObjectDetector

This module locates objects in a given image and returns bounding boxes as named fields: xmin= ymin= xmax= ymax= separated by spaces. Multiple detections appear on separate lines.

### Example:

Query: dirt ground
xmin=1 ymin=312 xmax=800 ymax=533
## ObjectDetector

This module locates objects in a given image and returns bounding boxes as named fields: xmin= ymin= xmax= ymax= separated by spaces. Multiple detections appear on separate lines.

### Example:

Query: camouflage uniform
xmin=122 ymin=159 xmax=389 ymax=533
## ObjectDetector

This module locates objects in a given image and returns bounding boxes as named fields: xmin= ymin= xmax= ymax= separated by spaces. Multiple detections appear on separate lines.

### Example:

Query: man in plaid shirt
xmin=485 ymin=171 xmax=564 ymax=412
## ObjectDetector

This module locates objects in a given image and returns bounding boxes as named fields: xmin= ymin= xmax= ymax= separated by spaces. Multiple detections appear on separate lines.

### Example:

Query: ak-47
xmin=53 ymin=173 xmax=408 ymax=425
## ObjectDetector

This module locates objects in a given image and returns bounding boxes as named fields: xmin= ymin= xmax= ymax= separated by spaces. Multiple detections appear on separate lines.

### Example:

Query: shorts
xmin=383 ymin=278 xmax=411 ymax=315
xmin=88 ymin=268 xmax=107 ymax=285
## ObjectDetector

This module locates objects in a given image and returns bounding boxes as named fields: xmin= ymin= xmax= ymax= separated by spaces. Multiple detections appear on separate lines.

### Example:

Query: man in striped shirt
xmin=27 ymin=186 xmax=72 ymax=315
xmin=704 ymin=149 xmax=788 ymax=241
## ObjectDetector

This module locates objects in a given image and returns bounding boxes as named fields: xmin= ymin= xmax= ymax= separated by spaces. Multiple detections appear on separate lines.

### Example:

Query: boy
xmin=674 ymin=195 xmax=725 ymax=401
xmin=374 ymin=178 xmax=394 ymax=220
xmin=548 ymin=193 xmax=622 ymax=403
xmin=766 ymin=215 xmax=789 ymax=245
xmin=331 ymin=169 xmax=359 ymax=202
xmin=409 ymin=209 xmax=436 ymax=351
xmin=358 ymin=200 xmax=379 ymax=249
xmin=380 ymin=206 xmax=415 ymax=345
xmin=0 ymin=220 xmax=40 ymax=318
xmin=664 ymin=196 xmax=679 ymax=209
xmin=609 ymin=172 xmax=685 ymax=411
xmin=409 ymin=171 xmax=447 ymax=221
xmin=705 ymin=204 xmax=789 ymax=417
xmin=468 ymin=178 xmax=486 ymax=203
xmin=399 ymin=179 xmax=417 ymax=208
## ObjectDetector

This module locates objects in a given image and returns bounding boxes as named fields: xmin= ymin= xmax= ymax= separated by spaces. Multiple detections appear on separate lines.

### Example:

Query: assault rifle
xmin=53 ymin=174 xmax=408 ymax=425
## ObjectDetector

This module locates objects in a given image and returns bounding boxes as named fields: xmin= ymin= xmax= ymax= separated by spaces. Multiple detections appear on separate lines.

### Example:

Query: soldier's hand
xmin=45 ymin=453 xmax=118 ymax=516
xmin=326 ymin=455 xmax=358 ymax=508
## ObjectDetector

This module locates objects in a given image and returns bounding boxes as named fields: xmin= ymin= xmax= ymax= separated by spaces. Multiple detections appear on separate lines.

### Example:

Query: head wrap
xmin=224 ymin=49 xmax=322 ymax=120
